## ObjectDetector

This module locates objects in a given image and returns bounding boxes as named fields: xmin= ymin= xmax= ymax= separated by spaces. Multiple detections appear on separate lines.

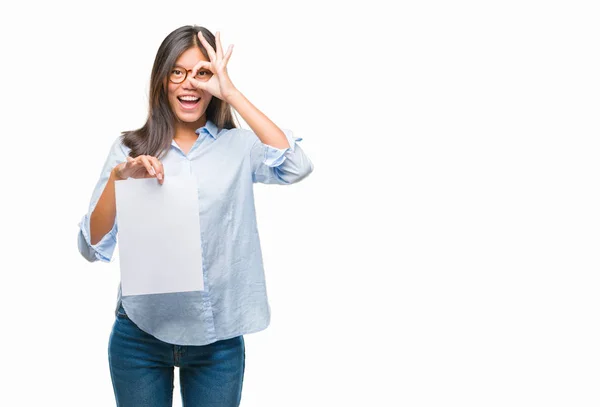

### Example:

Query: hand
xmin=114 ymin=155 xmax=164 ymax=185
xmin=190 ymin=31 xmax=239 ymax=102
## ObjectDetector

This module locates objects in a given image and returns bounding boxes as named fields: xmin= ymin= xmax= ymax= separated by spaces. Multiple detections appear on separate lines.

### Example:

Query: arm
xmin=249 ymin=128 xmax=313 ymax=185
xmin=77 ymin=137 xmax=127 ymax=263
xmin=193 ymin=31 xmax=291 ymax=151
xmin=229 ymin=91 xmax=314 ymax=185
xmin=227 ymin=91 xmax=290 ymax=150
xmin=192 ymin=31 xmax=314 ymax=184
xmin=78 ymin=138 xmax=164 ymax=262
xmin=90 ymin=168 xmax=124 ymax=245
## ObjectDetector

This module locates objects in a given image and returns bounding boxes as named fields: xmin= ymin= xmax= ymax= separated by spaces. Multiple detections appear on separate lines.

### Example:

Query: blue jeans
xmin=108 ymin=304 xmax=245 ymax=407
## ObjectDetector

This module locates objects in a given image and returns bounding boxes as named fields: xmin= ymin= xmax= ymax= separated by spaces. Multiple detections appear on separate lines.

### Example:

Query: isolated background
xmin=1 ymin=0 xmax=599 ymax=406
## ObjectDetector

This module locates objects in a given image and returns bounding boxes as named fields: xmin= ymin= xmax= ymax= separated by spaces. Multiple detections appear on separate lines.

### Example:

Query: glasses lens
xmin=170 ymin=68 xmax=186 ymax=83
xmin=194 ymin=70 xmax=212 ymax=82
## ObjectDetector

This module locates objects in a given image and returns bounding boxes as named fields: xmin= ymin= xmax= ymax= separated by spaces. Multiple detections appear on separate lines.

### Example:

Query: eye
xmin=195 ymin=70 xmax=212 ymax=78
xmin=172 ymin=69 xmax=183 ymax=75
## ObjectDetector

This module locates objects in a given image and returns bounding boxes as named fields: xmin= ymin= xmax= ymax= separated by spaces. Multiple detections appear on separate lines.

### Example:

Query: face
xmin=167 ymin=46 xmax=213 ymax=126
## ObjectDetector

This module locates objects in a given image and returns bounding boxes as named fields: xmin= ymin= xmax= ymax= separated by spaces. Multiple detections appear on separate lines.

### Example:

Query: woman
xmin=77 ymin=25 xmax=313 ymax=407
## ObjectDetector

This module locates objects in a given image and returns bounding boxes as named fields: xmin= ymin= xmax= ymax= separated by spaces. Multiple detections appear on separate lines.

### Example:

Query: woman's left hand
xmin=190 ymin=31 xmax=238 ymax=102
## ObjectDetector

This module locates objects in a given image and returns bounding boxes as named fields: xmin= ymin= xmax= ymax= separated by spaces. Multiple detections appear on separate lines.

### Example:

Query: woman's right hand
xmin=113 ymin=155 xmax=164 ymax=185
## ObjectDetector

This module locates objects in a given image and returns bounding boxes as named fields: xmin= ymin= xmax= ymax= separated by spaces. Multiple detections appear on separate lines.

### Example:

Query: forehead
xmin=175 ymin=47 xmax=208 ymax=68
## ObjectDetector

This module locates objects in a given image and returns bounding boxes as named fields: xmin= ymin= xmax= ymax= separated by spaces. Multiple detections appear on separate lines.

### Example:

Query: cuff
xmin=77 ymin=214 xmax=117 ymax=263
xmin=262 ymin=129 xmax=303 ymax=168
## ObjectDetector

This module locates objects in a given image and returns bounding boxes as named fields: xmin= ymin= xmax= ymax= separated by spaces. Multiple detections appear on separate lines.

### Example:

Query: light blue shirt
xmin=77 ymin=120 xmax=313 ymax=345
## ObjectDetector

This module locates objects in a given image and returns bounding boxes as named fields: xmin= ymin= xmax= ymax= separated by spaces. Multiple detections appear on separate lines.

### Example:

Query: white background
xmin=1 ymin=0 xmax=599 ymax=406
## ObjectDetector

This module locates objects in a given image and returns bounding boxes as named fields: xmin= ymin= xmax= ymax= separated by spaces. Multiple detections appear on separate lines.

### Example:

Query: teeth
xmin=179 ymin=96 xmax=200 ymax=101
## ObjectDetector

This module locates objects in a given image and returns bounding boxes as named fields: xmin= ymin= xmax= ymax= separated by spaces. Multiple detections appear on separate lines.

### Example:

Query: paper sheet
xmin=114 ymin=175 xmax=204 ymax=296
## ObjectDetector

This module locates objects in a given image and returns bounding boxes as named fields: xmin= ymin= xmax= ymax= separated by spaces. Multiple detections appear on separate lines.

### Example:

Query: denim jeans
xmin=108 ymin=303 xmax=245 ymax=407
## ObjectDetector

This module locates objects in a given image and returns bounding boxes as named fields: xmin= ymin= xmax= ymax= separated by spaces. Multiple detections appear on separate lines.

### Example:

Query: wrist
xmin=224 ymin=89 xmax=243 ymax=105
xmin=112 ymin=164 xmax=127 ymax=181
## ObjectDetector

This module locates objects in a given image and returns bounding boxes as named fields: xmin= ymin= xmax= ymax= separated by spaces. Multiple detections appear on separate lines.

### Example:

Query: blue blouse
xmin=77 ymin=120 xmax=313 ymax=345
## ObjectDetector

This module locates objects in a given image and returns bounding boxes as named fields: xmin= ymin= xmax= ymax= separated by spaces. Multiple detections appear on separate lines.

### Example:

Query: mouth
xmin=177 ymin=96 xmax=201 ymax=110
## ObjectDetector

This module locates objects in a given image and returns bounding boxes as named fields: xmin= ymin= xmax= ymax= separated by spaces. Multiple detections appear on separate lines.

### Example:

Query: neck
xmin=174 ymin=116 xmax=207 ymax=140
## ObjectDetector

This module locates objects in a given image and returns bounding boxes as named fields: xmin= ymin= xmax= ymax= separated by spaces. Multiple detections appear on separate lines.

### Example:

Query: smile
xmin=177 ymin=96 xmax=201 ymax=110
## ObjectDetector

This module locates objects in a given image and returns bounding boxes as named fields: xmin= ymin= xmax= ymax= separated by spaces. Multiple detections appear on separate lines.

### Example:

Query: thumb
xmin=188 ymin=77 xmax=207 ymax=91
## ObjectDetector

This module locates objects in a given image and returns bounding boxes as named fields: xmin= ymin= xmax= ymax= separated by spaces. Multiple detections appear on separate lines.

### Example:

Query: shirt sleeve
xmin=249 ymin=128 xmax=314 ymax=184
xmin=77 ymin=136 xmax=128 ymax=263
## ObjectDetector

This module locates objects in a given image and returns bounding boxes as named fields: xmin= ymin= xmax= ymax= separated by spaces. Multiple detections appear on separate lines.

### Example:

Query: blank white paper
xmin=114 ymin=176 xmax=204 ymax=296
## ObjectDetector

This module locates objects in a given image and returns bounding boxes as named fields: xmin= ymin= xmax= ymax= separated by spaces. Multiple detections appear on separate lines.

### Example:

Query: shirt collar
xmin=195 ymin=119 xmax=220 ymax=139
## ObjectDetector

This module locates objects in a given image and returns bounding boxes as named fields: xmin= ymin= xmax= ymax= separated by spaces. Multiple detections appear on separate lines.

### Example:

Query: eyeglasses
xmin=169 ymin=66 xmax=213 ymax=84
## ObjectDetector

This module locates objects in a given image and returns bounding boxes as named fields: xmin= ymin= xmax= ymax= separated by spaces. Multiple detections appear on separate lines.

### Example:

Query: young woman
xmin=77 ymin=25 xmax=313 ymax=407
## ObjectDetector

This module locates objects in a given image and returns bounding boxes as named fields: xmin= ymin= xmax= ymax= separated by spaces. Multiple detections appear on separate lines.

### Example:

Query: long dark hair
xmin=122 ymin=25 xmax=238 ymax=159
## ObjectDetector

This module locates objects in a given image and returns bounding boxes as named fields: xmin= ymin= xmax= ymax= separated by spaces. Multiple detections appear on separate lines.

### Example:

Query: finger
xmin=223 ymin=44 xmax=234 ymax=65
xmin=126 ymin=156 xmax=139 ymax=170
xmin=123 ymin=156 xmax=144 ymax=179
xmin=188 ymin=77 xmax=207 ymax=91
xmin=139 ymin=156 xmax=156 ymax=177
xmin=198 ymin=32 xmax=217 ymax=61
xmin=215 ymin=31 xmax=223 ymax=60
xmin=191 ymin=60 xmax=212 ymax=77
xmin=147 ymin=156 xmax=162 ymax=177
xmin=116 ymin=158 xmax=132 ymax=179
xmin=148 ymin=156 xmax=164 ymax=184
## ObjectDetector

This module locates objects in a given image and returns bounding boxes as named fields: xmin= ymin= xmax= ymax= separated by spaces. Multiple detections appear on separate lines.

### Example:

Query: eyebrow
xmin=173 ymin=65 xmax=193 ymax=71
xmin=172 ymin=65 xmax=210 ymax=71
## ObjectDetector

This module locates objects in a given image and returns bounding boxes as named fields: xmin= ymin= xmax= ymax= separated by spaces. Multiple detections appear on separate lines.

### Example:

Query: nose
xmin=182 ymin=69 xmax=196 ymax=89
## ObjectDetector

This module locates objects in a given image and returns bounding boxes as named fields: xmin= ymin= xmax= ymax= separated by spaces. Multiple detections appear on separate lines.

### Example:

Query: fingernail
xmin=150 ymin=167 xmax=156 ymax=175
xmin=157 ymin=173 xmax=163 ymax=180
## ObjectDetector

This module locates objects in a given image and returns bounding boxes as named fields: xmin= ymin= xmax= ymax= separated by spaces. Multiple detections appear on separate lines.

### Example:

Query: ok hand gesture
xmin=189 ymin=31 xmax=238 ymax=103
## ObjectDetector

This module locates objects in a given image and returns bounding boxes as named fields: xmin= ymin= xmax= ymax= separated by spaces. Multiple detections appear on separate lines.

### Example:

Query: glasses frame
xmin=169 ymin=65 xmax=211 ymax=84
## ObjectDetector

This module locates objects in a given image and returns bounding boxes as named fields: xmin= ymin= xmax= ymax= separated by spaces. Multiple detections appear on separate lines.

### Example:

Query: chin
xmin=171 ymin=100 xmax=210 ymax=124
xmin=177 ymin=112 xmax=205 ymax=123
xmin=171 ymin=105 xmax=206 ymax=122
